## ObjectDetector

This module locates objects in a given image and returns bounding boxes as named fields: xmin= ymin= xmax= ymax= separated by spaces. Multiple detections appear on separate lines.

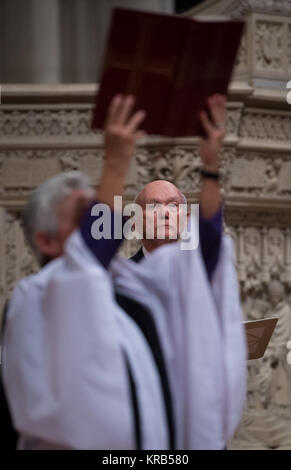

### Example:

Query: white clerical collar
xmin=142 ymin=245 xmax=150 ymax=257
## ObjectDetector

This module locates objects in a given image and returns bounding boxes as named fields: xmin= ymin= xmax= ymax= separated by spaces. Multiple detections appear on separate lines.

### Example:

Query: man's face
xmin=36 ymin=190 xmax=93 ymax=261
xmin=138 ymin=181 xmax=187 ymax=250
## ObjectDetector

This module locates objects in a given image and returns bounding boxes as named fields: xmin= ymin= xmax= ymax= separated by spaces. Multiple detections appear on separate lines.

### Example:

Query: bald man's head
xmin=135 ymin=180 xmax=188 ymax=253
xmin=136 ymin=180 xmax=186 ymax=207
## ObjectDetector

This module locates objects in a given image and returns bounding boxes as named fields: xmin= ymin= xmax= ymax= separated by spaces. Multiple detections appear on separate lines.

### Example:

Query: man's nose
xmin=158 ymin=205 xmax=170 ymax=219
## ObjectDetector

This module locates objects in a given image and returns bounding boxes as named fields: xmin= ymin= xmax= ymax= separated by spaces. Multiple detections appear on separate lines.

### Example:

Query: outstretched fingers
xmin=209 ymin=95 xmax=226 ymax=128
xmin=200 ymin=94 xmax=227 ymax=140
xmin=116 ymin=95 xmax=135 ymax=125
xmin=105 ymin=94 xmax=135 ymax=127
xmin=200 ymin=110 xmax=214 ymax=136
xmin=105 ymin=94 xmax=122 ymax=127
xmin=126 ymin=109 xmax=146 ymax=134
xmin=105 ymin=94 xmax=146 ymax=137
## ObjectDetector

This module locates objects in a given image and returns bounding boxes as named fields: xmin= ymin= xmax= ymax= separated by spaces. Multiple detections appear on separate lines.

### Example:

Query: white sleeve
xmin=2 ymin=232 xmax=135 ymax=449
xmin=111 ymin=233 xmax=247 ymax=448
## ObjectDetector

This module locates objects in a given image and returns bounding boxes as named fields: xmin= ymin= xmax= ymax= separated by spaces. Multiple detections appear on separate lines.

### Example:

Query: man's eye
xmin=148 ymin=203 xmax=161 ymax=209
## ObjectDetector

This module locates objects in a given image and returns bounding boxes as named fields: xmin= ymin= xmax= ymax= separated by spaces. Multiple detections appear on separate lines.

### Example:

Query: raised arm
xmin=97 ymin=94 xmax=146 ymax=208
xmin=199 ymin=94 xmax=226 ymax=219
xmin=80 ymin=95 xmax=146 ymax=267
xmin=198 ymin=95 xmax=226 ymax=279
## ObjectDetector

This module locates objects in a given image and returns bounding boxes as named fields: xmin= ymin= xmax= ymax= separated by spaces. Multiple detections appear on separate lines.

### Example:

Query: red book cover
xmin=92 ymin=8 xmax=244 ymax=137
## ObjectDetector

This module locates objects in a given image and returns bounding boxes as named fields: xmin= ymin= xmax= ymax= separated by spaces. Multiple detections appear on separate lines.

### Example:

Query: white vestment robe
xmin=2 ymin=224 xmax=247 ymax=450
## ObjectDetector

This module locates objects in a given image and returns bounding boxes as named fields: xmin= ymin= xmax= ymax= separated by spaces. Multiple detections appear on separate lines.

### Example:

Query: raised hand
xmin=198 ymin=95 xmax=226 ymax=219
xmin=98 ymin=95 xmax=146 ymax=208
xmin=104 ymin=94 xmax=146 ymax=174
xmin=199 ymin=94 xmax=226 ymax=172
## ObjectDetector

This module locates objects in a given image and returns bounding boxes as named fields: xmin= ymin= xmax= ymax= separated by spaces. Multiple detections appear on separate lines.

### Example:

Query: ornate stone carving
xmin=2 ymin=210 xmax=38 ymax=310
xmin=235 ymin=32 xmax=247 ymax=71
xmin=222 ymin=150 xmax=291 ymax=198
xmin=189 ymin=1 xmax=291 ymax=98
xmin=255 ymin=21 xmax=284 ymax=71
xmin=152 ymin=147 xmax=200 ymax=193
xmin=226 ymin=107 xmax=243 ymax=137
xmin=226 ymin=209 xmax=291 ymax=228
xmin=222 ymin=0 xmax=291 ymax=19
xmin=80 ymin=152 xmax=104 ymax=186
xmin=229 ymin=280 xmax=291 ymax=450
xmin=2 ymin=155 xmax=61 ymax=189
xmin=227 ymin=224 xmax=291 ymax=294
xmin=0 ymin=150 xmax=105 ymax=194
xmin=242 ymin=227 xmax=262 ymax=293
xmin=0 ymin=67 xmax=291 ymax=449
xmin=240 ymin=111 xmax=291 ymax=141
xmin=231 ymin=158 xmax=266 ymax=189
xmin=60 ymin=152 xmax=82 ymax=172
xmin=222 ymin=0 xmax=251 ymax=19
xmin=268 ymin=228 xmax=285 ymax=279
xmin=0 ymin=108 xmax=99 ymax=138
xmin=135 ymin=148 xmax=154 ymax=190
xmin=251 ymin=0 xmax=291 ymax=15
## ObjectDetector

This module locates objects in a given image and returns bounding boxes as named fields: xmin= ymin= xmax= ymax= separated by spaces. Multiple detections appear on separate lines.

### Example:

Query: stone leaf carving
xmin=152 ymin=147 xmax=200 ymax=193
xmin=135 ymin=148 xmax=154 ymax=191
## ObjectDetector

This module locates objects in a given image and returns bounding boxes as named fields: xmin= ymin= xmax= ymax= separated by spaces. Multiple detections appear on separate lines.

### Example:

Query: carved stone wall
xmin=0 ymin=0 xmax=291 ymax=450
xmin=1 ymin=85 xmax=291 ymax=449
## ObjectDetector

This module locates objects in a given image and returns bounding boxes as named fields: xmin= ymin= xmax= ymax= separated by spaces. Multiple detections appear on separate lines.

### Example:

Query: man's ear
xmin=35 ymin=232 xmax=61 ymax=259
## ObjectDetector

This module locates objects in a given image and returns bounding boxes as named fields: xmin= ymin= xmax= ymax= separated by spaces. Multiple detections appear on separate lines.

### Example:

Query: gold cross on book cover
xmin=92 ymin=7 xmax=244 ymax=137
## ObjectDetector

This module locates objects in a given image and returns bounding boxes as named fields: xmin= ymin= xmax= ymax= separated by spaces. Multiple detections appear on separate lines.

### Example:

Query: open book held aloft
xmin=92 ymin=8 xmax=244 ymax=137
